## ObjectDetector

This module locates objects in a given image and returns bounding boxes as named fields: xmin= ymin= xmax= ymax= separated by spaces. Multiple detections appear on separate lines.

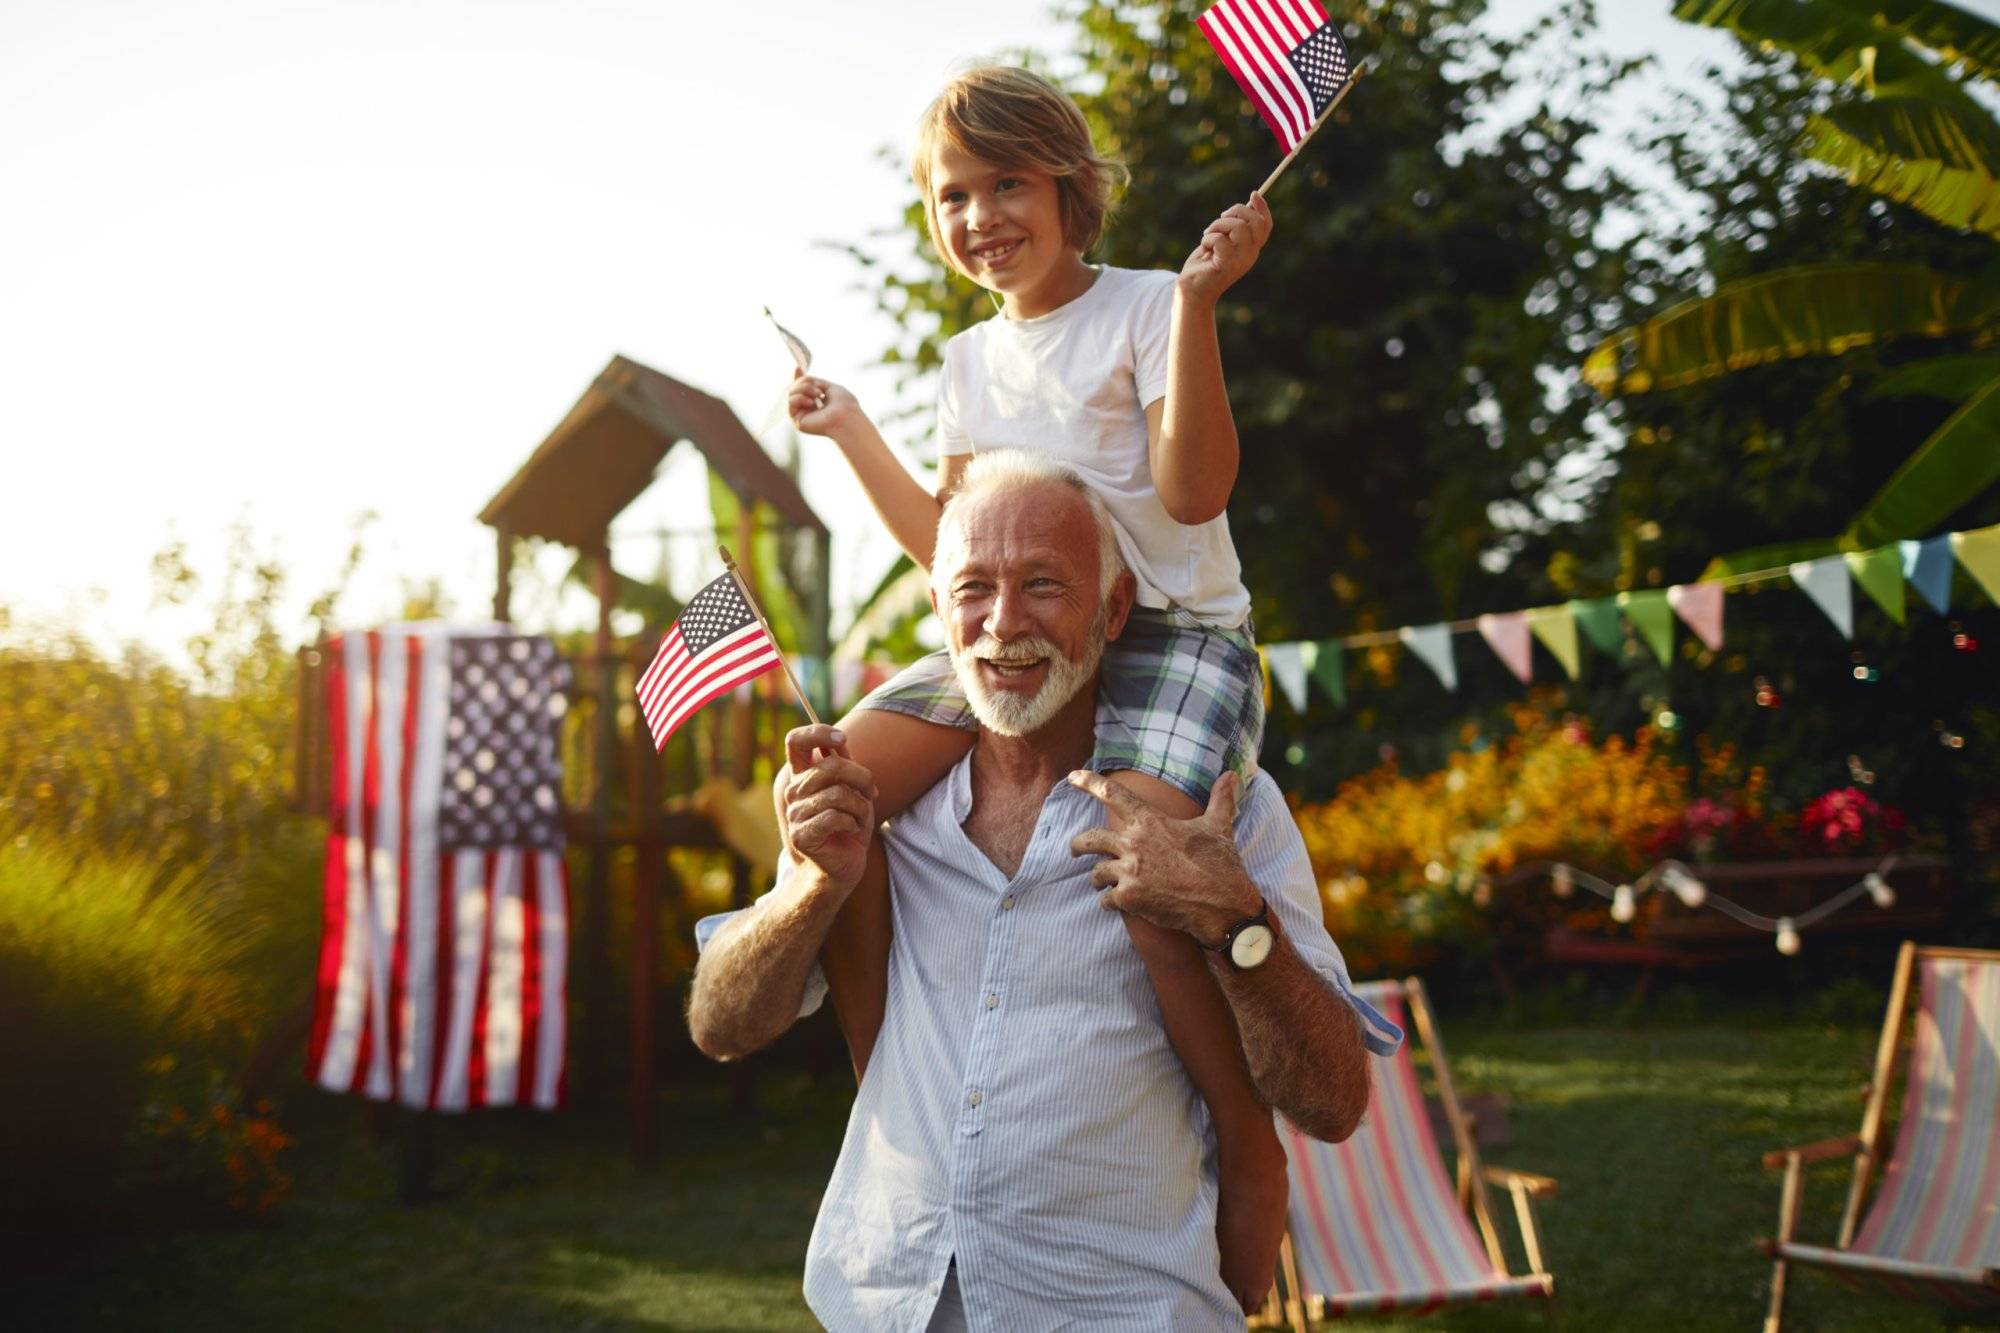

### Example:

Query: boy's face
xmin=929 ymin=142 xmax=1072 ymax=300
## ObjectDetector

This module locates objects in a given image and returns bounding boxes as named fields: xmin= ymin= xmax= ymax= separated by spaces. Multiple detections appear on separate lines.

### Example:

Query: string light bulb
xmin=1865 ymin=872 xmax=1895 ymax=908
xmin=1611 ymin=883 xmax=1636 ymax=923
xmin=1664 ymin=865 xmax=1707 ymax=908
xmin=1552 ymin=864 xmax=1575 ymax=899
xmin=1775 ymin=918 xmax=1801 ymax=956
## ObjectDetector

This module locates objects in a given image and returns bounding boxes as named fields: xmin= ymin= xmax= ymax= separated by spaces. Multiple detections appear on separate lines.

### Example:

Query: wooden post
xmin=493 ymin=526 xmax=514 ymax=623
xmin=574 ymin=541 xmax=617 ymax=1105
xmin=631 ymin=671 xmax=662 ymax=1167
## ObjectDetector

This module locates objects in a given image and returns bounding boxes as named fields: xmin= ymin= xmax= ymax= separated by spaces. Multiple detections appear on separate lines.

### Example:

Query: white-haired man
xmin=688 ymin=451 xmax=1399 ymax=1332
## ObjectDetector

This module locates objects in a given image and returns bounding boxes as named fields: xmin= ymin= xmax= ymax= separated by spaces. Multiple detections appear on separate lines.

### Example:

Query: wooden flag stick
xmin=1259 ymin=64 xmax=1368 ymax=196
xmin=719 ymin=544 xmax=821 ymax=727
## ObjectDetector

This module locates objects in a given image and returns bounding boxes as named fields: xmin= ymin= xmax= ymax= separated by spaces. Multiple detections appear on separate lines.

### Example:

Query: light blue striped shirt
xmin=700 ymin=719 xmax=1400 ymax=1332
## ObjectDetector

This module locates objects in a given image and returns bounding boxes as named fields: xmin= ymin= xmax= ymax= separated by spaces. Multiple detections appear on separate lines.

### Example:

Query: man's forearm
xmin=687 ymin=867 xmax=850 ymax=1061
xmin=1213 ymin=935 xmax=1370 ymax=1142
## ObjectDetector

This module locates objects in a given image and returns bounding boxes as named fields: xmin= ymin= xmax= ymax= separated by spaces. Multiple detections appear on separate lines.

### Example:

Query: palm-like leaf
xmin=1824 ymin=0 xmax=2000 ymax=83
xmin=1672 ymin=0 xmax=1974 ymax=93
xmin=1844 ymin=371 xmax=2000 ymax=545
xmin=1584 ymin=263 xmax=2000 ymax=395
xmin=1806 ymin=97 xmax=2000 ymax=237
xmin=1866 ymin=352 xmax=2000 ymax=399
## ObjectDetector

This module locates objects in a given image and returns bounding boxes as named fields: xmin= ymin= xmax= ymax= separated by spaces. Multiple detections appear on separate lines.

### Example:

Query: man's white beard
xmin=951 ymin=612 xmax=1106 ymax=737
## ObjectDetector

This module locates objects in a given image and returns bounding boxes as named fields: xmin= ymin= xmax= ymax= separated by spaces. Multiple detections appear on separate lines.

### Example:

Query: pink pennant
xmin=1476 ymin=612 xmax=1534 ymax=684
xmin=1667 ymin=582 xmax=1725 ymax=652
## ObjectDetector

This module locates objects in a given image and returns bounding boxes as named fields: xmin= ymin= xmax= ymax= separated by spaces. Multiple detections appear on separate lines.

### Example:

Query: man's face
xmin=934 ymin=483 xmax=1129 ymax=737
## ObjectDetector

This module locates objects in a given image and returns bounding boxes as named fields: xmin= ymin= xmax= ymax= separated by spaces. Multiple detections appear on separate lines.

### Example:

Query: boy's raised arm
xmin=790 ymin=371 xmax=946 ymax=569
xmin=1151 ymin=193 xmax=1274 ymax=526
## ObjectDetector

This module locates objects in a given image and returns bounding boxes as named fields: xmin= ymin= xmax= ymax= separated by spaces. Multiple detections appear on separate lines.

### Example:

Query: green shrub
xmin=0 ymin=833 xmax=289 ymax=1258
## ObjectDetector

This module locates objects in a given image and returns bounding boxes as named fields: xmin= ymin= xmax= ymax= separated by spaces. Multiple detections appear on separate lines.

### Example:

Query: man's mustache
xmin=966 ymin=635 xmax=1065 ymax=665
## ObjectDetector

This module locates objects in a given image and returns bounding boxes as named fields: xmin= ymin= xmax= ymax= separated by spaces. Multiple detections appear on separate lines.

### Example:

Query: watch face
xmin=1230 ymin=922 xmax=1275 ymax=970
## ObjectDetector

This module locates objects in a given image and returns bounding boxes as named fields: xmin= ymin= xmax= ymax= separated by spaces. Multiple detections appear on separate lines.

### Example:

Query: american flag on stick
xmin=637 ymin=554 xmax=807 ymax=751
xmin=310 ymin=626 xmax=572 ymax=1111
xmin=1198 ymin=0 xmax=1357 ymax=160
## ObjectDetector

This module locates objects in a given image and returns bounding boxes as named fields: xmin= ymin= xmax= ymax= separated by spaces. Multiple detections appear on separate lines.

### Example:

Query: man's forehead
xmin=949 ymin=487 xmax=1095 ymax=572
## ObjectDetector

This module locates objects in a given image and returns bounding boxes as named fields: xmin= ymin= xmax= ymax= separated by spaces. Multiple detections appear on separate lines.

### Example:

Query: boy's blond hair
xmin=912 ymin=65 xmax=1128 ymax=263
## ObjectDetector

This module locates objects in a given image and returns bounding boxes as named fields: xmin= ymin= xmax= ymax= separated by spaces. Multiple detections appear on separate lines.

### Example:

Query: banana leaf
xmin=1583 ymin=262 xmax=2000 ymax=395
xmin=833 ymin=557 xmax=934 ymax=662
xmin=1823 ymin=0 xmax=2000 ymax=83
xmin=1844 ymin=372 xmax=2000 ymax=546
xmin=1672 ymin=0 xmax=1979 ymax=96
xmin=707 ymin=471 xmax=810 ymax=658
xmin=1806 ymin=98 xmax=2000 ymax=237
xmin=1865 ymin=353 xmax=2000 ymax=400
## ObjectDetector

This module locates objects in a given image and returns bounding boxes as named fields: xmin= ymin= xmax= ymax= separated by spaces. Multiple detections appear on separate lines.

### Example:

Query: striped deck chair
xmin=1760 ymin=943 xmax=2000 ymax=1332
xmin=1258 ymin=977 xmax=1555 ymax=1328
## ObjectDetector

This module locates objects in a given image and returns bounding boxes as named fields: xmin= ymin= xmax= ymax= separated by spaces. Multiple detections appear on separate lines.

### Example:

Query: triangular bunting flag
xmin=1477 ymin=612 xmax=1534 ymax=684
xmin=1399 ymin=623 xmax=1458 ymax=692
xmin=1617 ymin=589 xmax=1675 ymax=666
xmin=1667 ymin=582 xmax=1725 ymax=652
xmin=1526 ymin=606 xmax=1580 ymax=680
xmin=1790 ymin=557 xmax=1854 ymax=638
xmin=1953 ymin=523 xmax=2000 ymax=604
xmin=1265 ymin=642 xmax=1309 ymax=713
xmin=1900 ymin=535 xmax=1954 ymax=615
xmin=1299 ymin=640 xmax=1345 ymax=708
xmin=1570 ymin=597 xmax=1623 ymax=655
xmin=1845 ymin=547 xmax=1905 ymax=625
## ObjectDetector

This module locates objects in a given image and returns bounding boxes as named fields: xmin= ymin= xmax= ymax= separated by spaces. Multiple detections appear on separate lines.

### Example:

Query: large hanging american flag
xmin=309 ymin=626 xmax=572 ymax=1111
xmin=636 ymin=571 xmax=782 ymax=750
xmin=1198 ymin=0 xmax=1355 ymax=152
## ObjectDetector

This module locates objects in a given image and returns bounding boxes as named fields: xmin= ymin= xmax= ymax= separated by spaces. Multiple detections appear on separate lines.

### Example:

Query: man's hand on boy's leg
xmin=1176 ymin=192 xmax=1274 ymax=306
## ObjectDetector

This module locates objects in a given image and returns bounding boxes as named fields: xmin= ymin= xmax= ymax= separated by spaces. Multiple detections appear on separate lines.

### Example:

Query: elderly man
xmin=688 ymin=452 xmax=1398 ymax=1332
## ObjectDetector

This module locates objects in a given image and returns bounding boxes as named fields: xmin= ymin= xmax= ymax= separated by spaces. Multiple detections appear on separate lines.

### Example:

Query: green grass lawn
xmin=14 ymin=1013 xmax=1993 ymax=1331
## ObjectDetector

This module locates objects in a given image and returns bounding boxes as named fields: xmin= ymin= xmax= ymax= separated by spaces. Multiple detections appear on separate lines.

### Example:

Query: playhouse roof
xmin=478 ymin=354 xmax=825 ymax=549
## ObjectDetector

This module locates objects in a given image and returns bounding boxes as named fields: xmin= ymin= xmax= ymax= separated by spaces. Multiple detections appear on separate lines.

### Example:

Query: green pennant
xmin=1526 ymin=606 xmax=1580 ymax=680
xmin=1299 ymin=640 xmax=1345 ymax=708
xmin=1845 ymin=547 xmax=1905 ymax=624
xmin=1569 ymin=597 xmax=1623 ymax=655
xmin=1617 ymin=589 xmax=1675 ymax=666
xmin=1955 ymin=524 xmax=2000 ymax=604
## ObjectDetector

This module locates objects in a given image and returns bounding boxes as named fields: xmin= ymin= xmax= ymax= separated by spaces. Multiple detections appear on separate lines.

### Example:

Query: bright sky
xmin=0 ymin=0 xmax=1860 ymax=661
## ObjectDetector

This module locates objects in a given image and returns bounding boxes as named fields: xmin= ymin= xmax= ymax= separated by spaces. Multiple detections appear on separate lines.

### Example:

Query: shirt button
xmin=966 ymin=1089 xmax=982 ymax=1107
xmin=1001 ymin=895 xmax=1016 ymax=910
xmin=985 ymin=994 xmax=999 ymax=1009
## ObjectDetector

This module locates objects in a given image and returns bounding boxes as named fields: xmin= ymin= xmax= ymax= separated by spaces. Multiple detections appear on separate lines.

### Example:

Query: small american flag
xmin=1198 ymin=0 xmax=1354 ymax=153
xmin=637 ymin=571 xmax=782 ymax=750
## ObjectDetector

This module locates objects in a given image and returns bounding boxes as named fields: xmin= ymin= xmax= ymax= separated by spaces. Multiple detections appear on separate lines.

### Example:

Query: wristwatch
xmin=1209 ymin=901 xmax=1275 ymax=971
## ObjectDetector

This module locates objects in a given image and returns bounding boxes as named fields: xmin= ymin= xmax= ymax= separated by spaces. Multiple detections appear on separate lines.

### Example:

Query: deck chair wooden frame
xmin=1252 ymin=976 xmax=1555 ymax=1329
xmin=1760 ymin=942 xmax=2000 ymax=1332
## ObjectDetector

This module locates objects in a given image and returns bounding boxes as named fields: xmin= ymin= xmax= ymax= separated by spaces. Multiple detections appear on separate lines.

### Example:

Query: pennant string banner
xmin=1244 ymin=522 xmax=1994 ymax=706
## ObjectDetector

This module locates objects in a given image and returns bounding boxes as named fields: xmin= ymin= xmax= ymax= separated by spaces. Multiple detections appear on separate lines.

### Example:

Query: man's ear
xmin=1102 ymin=571 xmax=1138 ymax=642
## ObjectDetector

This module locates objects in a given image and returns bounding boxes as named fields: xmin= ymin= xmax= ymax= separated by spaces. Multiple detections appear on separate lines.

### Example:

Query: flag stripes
xmin=1198 ymin=0 xmax=1346 ymax=152
xmin=636 ymin=572 xmax=784 ymax=750
xmin=308 ymin=628 xmax=569 ymax=1111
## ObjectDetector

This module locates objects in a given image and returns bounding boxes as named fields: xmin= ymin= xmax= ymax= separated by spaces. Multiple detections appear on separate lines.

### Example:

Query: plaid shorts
xmin=853 ymin=608 xmax=1264 ymax=805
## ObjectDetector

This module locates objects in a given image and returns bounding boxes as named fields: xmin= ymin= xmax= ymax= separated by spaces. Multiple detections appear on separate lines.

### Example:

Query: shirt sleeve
xmin=936 ymin=336 xmax=974 ymax=458
xmin=1234 ymin=773 xmax=1404 ymax=1057
xmin=692 ymin=853 xmax=829 ymax=1020
xmin=1130 ymin=269 xmax=1179 ymax=410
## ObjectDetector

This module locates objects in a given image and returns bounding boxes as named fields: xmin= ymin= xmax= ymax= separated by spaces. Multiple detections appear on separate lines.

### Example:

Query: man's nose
xmin=986 ymin=585 xmax=1032 ymax=639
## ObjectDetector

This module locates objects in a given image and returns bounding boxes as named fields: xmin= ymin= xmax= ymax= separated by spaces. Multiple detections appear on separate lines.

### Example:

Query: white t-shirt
xmin=936 ymin=266 xmax=1252 ymax=629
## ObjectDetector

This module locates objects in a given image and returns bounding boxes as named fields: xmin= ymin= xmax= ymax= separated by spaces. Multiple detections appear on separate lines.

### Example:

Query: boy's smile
xmin=929 ymin=142 xmax=1095 ymax=320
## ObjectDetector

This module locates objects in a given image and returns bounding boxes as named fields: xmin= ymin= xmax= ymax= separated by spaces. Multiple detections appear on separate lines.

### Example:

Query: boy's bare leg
xmin=1110 ymin=769 xmax=1289 ymax=1315
xmin=806 ymin=709 xmax=975 ymax=1082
